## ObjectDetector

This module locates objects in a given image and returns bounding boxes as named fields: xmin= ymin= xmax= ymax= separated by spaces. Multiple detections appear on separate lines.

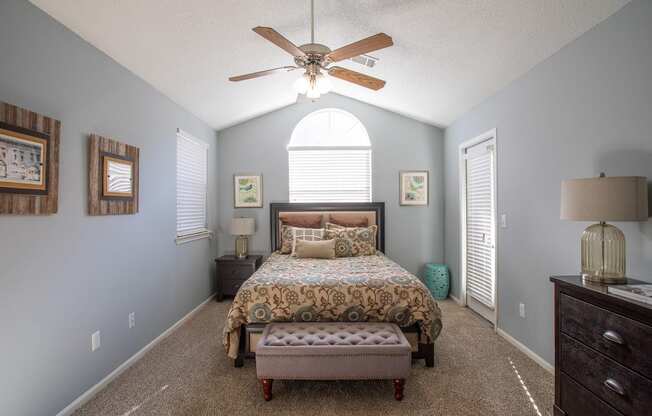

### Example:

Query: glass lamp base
xmin=581 ymin=273 xmax=627 ymax=285
xmin=235 ymin=235 xmax=249 ymax=259
xmin=581 ymin=222 xmax=626 ymax=284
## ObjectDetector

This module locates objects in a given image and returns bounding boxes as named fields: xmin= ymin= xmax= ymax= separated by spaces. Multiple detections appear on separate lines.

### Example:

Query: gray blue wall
xmin=444 ymin=0 xmax=652 ymax=365
xmin=0 ymin=1 xmax=218 ymax=415
xmin=218 ymin=93 xmax=445 ymax=276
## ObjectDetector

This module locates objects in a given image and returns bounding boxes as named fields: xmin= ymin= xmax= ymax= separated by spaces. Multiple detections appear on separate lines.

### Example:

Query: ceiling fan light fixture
xmin=294 ymin=72 xmax=330 ymax=99
xmin=316 ymin=73 xmax=332 ymax=94
xmin=292 ymin=74 xmax=310 ymax=94
xmin=306 ymin=82 xmax=321 ymax=99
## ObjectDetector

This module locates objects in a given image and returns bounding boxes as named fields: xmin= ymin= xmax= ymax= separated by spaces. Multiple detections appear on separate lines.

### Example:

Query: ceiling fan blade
xmin=325 ymin=33 xmax=393 ymax=63
xmin=252 ymin=27 xmax=307 ymax=58
xmin=229 ymin=66 xmax=297 ymax=82
xmin=328 ymin=66 xmax=386 ymax=90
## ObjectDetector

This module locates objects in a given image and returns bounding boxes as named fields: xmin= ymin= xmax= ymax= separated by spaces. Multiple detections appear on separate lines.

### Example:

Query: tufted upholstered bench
xmin=256 ymin=322 xmax=411 ymax=401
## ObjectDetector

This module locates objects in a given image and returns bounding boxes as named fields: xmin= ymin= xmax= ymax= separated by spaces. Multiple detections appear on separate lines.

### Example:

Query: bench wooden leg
xmin=261 ymin=379 xmax=273 ymax=401
xmin=393 ymin=379 xmax=405 ymax=401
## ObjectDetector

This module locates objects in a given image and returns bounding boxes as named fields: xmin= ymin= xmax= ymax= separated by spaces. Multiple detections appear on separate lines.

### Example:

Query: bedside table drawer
xmin=560 ymin=293 xmax=652 ymax=378
xmin=560 ymin=334 xmax=652 ymax=416
xmin=223 ymin=278 xmax=246 ymax=296
xmin=220 ymin=265 xmax=254 ymax=281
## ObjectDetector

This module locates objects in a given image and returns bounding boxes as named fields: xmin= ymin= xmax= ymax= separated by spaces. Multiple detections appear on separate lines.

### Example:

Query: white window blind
xmin=288 ymin=108 xmax=372 ymax=203
xmin=465 ymin=142 xmax=496 ymax=308
xmin=176 ymin=129 xmax=209 ymax=238
xmin=289 ymin=149 xmax=372 ymax=203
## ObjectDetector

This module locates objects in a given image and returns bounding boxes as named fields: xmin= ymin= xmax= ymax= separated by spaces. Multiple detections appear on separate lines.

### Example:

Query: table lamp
xmin=231 ymin=218 xmax=255 ymax=259
xmin=561 ymin=173 xmax=648 ymax=284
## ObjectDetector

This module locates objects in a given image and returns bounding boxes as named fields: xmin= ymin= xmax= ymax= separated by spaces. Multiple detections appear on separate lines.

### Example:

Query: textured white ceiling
xmin=30 ymin=0 xmax=629 ymax=130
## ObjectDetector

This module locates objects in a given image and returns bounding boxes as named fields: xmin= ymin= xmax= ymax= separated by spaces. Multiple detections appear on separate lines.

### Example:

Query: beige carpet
xmin=73 ymin=299 xmax=554 ymax=416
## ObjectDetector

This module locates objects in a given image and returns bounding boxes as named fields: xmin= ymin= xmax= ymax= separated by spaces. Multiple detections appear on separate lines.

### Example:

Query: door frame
xmin=458 ymin=128 xmax=498 ymax=327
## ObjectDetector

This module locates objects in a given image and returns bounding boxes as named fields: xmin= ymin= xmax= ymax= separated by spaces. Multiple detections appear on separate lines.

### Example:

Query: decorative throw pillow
xmin=279 ymin=224 xmax=295 ymax=254
xmin=294 ymin=239 xmax=336 ymax=259
xmin=291 ymin=227 xmax=325 ymax=256
xmin=328 ymin=214 xmax=369 ymax=228
xmin=279 ymin=213 xmax=323 ymax=228
xmin=324 ymin=225 xmax=378 ymax=257
xmin=325 ymin=222 xmax=345 ymax=230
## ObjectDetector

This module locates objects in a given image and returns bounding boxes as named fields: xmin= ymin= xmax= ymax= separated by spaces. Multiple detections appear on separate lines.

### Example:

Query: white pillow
xmin=291 ymin=227 xmax=325 ymax=256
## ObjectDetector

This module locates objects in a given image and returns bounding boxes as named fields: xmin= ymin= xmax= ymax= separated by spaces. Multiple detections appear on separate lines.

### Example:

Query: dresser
xmin=216 ymin=255 xmax=263 ymax=301
xmin=550 ymin=276 xmax=652 ymax=416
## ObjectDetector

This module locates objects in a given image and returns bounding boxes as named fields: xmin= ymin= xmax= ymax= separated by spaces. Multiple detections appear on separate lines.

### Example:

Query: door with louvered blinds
xmin=464 ymin=139 xmax=496 ymax=323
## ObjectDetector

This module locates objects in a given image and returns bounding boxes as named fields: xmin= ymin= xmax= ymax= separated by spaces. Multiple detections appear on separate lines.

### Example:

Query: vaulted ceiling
xmin=30 ymin=0 xmax=629 ymax=130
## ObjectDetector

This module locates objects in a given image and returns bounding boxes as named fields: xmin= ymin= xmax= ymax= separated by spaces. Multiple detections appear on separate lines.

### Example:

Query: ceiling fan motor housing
xmin=296 ymin=43 xmax=332 ymax=68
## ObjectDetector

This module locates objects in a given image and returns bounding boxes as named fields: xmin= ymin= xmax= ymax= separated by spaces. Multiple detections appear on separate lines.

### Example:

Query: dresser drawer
xmin=560 ymin=293 xmax=652 ymax=378
xmin=560 ymin=334 xmax=652 ymax=416
xmin=220 ymin=264 xmax=254 ymax=281
xmin=560 ymin=372 xmax=623 ymax=416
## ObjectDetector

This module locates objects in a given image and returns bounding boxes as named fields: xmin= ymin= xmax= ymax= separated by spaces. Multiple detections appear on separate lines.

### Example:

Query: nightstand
xmin=215 ymin=255 xmax=263 ymax=301
xmin=550 ymin=276 xmax=652 ymax=416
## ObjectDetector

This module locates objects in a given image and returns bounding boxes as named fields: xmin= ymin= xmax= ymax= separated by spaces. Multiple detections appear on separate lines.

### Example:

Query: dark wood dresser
xmin=216 ymin=255 xmax=263 ymax=301
xmin=550 ymin=276 xmax=652 ymax=416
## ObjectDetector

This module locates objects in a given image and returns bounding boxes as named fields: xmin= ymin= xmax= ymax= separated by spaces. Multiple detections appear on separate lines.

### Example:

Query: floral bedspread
xmin=223 ymin=252 xmax=443 ymax=359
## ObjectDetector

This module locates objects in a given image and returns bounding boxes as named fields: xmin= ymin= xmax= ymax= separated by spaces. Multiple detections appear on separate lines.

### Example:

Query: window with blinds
xmin=288 ymin=108 xmax=372 ymax=203
xmin=289 ymin=148 xmax=372 ymax=202
xmin=465 ymin=141 xmax=496 ymax=309
xmin=176 ymin=129 xmax=209 ymax=240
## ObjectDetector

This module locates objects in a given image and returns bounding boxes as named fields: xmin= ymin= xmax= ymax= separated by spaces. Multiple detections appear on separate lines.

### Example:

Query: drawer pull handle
xmin=604 ymin=378 xmax=625 ymax=396
xmin=602 ymin=330 xmax=625 ymax=345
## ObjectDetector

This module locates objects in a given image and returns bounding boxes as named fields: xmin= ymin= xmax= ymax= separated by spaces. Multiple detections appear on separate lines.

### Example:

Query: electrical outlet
xmin=500 ymin=213 xmax=508 ymax=228
xmin=91 ymin=330 xmax=101 ymax=351
xmin=519 ymin=303 xmax=526 ymax=318
xmin=128 ymin=312 xmax=135 ymax=329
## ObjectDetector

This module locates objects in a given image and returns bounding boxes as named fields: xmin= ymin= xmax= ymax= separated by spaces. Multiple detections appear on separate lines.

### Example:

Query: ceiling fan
xmin=228 ymin=0 xmax=393 ymax=99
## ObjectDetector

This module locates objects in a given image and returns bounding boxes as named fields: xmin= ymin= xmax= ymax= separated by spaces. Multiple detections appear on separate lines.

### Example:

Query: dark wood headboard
xmin=270 ymin=202 xmax=385 ymax=253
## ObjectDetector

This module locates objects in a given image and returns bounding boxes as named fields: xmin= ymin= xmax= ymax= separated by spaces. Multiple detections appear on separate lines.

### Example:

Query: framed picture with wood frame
xmin=102 ymin=154 xmax=134 ymax=198
xmin=88 ymin=134 xmax=139 ymax=215
xmin=0 ymin=124 xmax=48 ymax=194
xmin=234 ymin=174 xmax=263 ymax=208
xmin=399 ymin=170 xmax=429 ymax=206
xmin=0 ymin=102 xmax=60 ymax=215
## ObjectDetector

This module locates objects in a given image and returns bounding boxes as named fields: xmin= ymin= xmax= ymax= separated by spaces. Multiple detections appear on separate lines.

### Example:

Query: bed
xmin=223 ymin=202 xmax=443 ymax=367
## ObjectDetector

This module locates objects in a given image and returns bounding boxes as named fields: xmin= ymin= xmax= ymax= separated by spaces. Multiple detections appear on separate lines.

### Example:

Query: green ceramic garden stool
xmin=424 ymin=263 xmax=450 ymax=300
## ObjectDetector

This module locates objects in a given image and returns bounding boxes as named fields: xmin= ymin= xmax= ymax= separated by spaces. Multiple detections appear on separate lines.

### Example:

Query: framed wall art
xmin=399 ymin=170 xmax=429 ymax=206
xmin=234 ymin=174 xmax=262 ymax=208
xmin=0 ymin=125 xmax=48 ymax=193
xmin=102 ymin=155 xmax=134 ymax=198
xmin=88 ymin=134 xmax=139 ymax=215
xmin=0 ymin=102 xmax=60 ymax=215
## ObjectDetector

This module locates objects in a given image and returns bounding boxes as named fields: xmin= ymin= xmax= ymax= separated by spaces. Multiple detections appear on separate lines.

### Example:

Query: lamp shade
xmin=561 ymin=176 xmax=648 ymax=221
xmin=230 ymin=218 xmax=255 ymax=236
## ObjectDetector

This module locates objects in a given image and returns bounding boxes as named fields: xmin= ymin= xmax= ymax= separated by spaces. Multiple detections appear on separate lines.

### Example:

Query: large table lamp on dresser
xmin=561 ymin=173 xmax=648 ymax=284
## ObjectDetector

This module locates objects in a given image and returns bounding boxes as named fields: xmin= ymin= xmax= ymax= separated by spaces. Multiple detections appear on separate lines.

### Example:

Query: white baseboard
xmin=449 ymin=294 xmax=463 ymax=305
xmin=496 ymin=328 xmax=554 ymax=374
xmin=56 ymin=294 xmax=215 ymax=416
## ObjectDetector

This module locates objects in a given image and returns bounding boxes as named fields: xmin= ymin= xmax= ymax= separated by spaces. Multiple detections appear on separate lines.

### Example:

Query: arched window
xmin=288 ymin=109 xmax=372 ymax=202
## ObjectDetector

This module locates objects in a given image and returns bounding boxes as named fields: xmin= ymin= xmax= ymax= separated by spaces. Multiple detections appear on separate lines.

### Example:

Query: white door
xmin=463 ymin=137 xmax=497 ymax=324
